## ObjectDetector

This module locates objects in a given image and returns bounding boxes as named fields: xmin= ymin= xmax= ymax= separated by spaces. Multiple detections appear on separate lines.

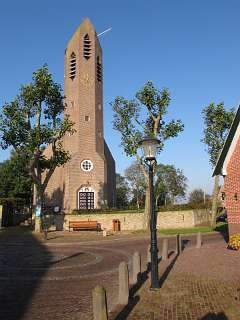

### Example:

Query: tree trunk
xmin=143 ymin=184 xmax=150 ymax=230
xmin=211 ymin=175 xmax=219 ymax=229
xmin=155 ymin=195 xmax=159 ymax=208
xmin=34 ymin=187 xmax=44 ymax=232
xmin=136 ymin=191 xmax=140 ymax=212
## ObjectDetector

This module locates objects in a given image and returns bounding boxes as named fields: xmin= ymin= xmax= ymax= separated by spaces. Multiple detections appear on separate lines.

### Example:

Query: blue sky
xmin=0 ymin=0 xmax=239 ymax=195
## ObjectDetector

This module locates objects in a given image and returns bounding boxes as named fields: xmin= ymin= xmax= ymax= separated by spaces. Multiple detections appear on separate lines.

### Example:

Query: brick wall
xmin=224 ymin=136 xmax=240 ymax=235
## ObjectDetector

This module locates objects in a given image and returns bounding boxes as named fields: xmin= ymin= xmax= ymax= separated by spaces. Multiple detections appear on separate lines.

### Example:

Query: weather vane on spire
xmin=97 ymin=27 xmax=112 ymax=37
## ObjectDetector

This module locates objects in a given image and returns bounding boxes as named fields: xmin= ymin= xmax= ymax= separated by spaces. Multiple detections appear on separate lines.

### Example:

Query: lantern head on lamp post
xmin=139 ymin=136 xmax=160 ymax=290
xmin=140 ymin=137 xmax=160 ymax=162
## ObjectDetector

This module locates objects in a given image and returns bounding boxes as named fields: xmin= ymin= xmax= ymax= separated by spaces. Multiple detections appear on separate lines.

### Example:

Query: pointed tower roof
xmin=66 ymin=17 xmax=100 ymax=49
xmin=77 ymin=17 xmax=95 ymax=32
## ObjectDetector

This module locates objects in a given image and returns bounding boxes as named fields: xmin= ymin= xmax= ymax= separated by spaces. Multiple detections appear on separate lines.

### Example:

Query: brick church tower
xmin=45 ymin=18 xmax=116 ymax=212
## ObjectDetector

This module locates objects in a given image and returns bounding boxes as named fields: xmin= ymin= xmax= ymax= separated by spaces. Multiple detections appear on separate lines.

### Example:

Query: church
xmin=44 ymin=18 xmax=116 ymax=212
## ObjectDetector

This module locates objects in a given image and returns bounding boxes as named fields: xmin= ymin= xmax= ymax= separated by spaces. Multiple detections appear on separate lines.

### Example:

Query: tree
xmin=116 ymin=173 xmax=130 ymax=208
xmin=188 ymin=188 xmax=211 ymax=205
xmin=188 ymin=188 xmax=205 ymax=204
xmin=125 ymin=161 xmax=146 ymax=210
xmin=0 ymin=151 xmax=32 ymax=204
xmin=0 ymin=65 xmax=75 ymax=231
xmin=202 ymin=102 xmax=234 ymax=227
xmin=155 ymin=164 xmax=187 ymax=206
xmin=111 ymin=81 xmax=184 ymax=228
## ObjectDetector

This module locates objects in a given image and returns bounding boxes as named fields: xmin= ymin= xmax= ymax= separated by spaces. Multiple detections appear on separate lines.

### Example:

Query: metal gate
xmin=79 ymin=192 xmax=94 ymax=210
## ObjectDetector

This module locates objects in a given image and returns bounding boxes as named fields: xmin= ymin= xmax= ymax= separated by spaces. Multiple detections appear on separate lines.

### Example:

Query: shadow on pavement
xmin=0 ymin=226 xmax=53 ymax=320
xmin=113 ymin=265 xmax=150 ymax=320
xmin=201 ymin=312 xmax=229 ymax=319
xmin=113 ymin=237 xmax=183 ymax=320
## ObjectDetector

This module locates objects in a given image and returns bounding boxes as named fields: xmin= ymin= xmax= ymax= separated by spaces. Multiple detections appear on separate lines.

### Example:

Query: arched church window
xmin=83 ymin=34 xmax=91 ymax=60
xmin=69 ymin=52 xmax=76 ymax=80
xmin=81 ymin=159 xmax=93 ymax=172
xmin=97 ymin=56 xmax=102 ymax=82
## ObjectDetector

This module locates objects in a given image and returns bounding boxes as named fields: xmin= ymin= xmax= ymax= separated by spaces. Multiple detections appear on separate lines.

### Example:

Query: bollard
xmin=118 ymin=261 xmax=129 ymax=305
xmin=196 ymin=232 xmax=202 ymax=249
xmin=147 ymin=244 xmax=151 ymax=265
xmin=176 ymin=234 xmax=182 ymax=255
xmin=132 ymin=252 xmax=141 ymax=285
xmin=161 ymin=238 xmax=169 ymax=261
xmin=92 ymin=285 xmax=108 ymax=320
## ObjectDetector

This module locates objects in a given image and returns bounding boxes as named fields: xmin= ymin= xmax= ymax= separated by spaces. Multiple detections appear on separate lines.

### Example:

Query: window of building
xmin=81 ymin=160 xmax=93 ymax=172
xmin=69 ymin=52 xmax=76 ymax=80
xmin=97 ymin=56 xmax=102 ymax=82
xmin=83 ymin=34 xmax=91 ymax=60
xmin=98 ymin=103 xmax=102 ymax=110
xmin=85 ymin=115 xmax=90 ymax=122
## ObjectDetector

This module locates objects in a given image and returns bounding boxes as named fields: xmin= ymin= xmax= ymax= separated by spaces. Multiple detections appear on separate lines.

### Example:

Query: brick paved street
xmin=0 ymin=226 xmax=231 ymax=320
xmin=111 ymin=241 xmax=240 ymax=320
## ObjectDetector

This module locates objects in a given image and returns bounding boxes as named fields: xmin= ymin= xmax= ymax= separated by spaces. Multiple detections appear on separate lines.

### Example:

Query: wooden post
xmin=118 ymin=261 xmax=129 ymax=305
xmin=162 ymin=238 xmax=168 ymax=260
xmin=176 ymin=234 xmax=182 ymax=254
xmin=196 ymin=232 xmax=202 ymax=248
xmin=147 ymin=244 xmax=151 ymax=265
xmin=92 ymin=285 xmax=108 ymax=320
xmin=132 ymin=252 xmax=141 ymax=284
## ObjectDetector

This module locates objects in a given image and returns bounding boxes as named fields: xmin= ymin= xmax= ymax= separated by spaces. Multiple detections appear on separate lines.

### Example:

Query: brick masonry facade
xmin=44 ymin=18 xmax=116 ymax=212
xmin=224 ymin=136 xmax=240 ymax=235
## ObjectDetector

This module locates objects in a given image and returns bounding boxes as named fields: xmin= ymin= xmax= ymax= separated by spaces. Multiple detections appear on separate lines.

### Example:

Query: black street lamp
xmin=139 ymin=137 xmax=160 ymax=290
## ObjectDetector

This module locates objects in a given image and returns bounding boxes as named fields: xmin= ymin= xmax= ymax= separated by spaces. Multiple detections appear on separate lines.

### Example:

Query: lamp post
xmin=139 ymin=137 xmax=160 ymax=290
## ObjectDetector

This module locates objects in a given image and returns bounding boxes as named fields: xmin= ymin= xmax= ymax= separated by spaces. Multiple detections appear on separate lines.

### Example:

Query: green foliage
xmin=111 ymin=81 xmax=184 ymax=158
xmin=115 ymin=173 xmax=130 ymax=209
xmin=155 ymin=164 xmax=187 ymax=205
xmin=0 ymin=65 xmax=75 ymax=207
xmin=0 ymin=151 xmax=32 ymax=204
xmin=0 ymin=197 xmax=28 ymax=206
xmin=70 ymin=208 xmax=144 ymax=215
xmin=202 ymin=102 xmax=235 ymax=167
xmin=125 ymin=161 xmax=145 ymax=209
xmin=158 ymin=202 xmax=211 ymax=212
xmin=188 ymin=188 xmax=210 ymax=204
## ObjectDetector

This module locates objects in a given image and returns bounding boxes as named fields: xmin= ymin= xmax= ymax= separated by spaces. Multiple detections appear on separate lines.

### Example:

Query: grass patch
xmin=157 ymin=226 xmax=214 ymax=235
xmin=132 ymin=222 xmax=227 ymax=236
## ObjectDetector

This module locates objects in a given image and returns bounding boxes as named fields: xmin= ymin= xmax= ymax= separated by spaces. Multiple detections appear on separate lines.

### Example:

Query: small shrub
xmin=228 ymin=234 xmax=240 ymax=251
xmin=158 ymin=202 xmax=211 ymax=212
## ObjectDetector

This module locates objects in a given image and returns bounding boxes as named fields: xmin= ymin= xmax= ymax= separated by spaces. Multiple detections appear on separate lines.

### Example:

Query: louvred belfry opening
xmin=69 ymin=52 xmax=76 ymax=80
xmin=97 ymin=56 xmax=102 ymax=82
xmin=83 ymin=34 xmax=91 ymax=60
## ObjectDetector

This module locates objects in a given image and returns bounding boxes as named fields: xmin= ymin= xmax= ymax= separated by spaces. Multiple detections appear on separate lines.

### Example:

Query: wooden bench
xmin=69 ymin=220 xmax=100 ymax=232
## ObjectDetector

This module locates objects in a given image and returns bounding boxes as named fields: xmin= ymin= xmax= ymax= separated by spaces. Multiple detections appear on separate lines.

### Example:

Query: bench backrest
xmin=69 ymin=220 xmax=98 ymax=227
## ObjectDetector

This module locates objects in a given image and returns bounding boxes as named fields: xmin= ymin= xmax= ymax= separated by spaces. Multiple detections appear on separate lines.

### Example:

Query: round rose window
xmin=81 ymin=160 xmax=93 ymax=172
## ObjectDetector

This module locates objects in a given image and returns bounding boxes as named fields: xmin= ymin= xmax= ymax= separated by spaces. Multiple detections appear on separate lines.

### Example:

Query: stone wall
xmin=61 ymin=209 xmax=211 ymax=231
xmin=157 ymin=209 xmax=211 ymax=229
xmin=63 ymin=213 xmax=144 ymax=231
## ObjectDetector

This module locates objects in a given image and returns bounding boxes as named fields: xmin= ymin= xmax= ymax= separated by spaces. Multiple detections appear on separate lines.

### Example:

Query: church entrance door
xmin=79 ymin=192 xmax=94 ymax=210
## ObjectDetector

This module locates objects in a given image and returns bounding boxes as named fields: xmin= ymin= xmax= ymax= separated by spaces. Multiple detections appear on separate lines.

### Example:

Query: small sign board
xmin=54 ymin=206 xmax=60 ymax=213
xmin=35 ymin=205 xmax=41 ymax=217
